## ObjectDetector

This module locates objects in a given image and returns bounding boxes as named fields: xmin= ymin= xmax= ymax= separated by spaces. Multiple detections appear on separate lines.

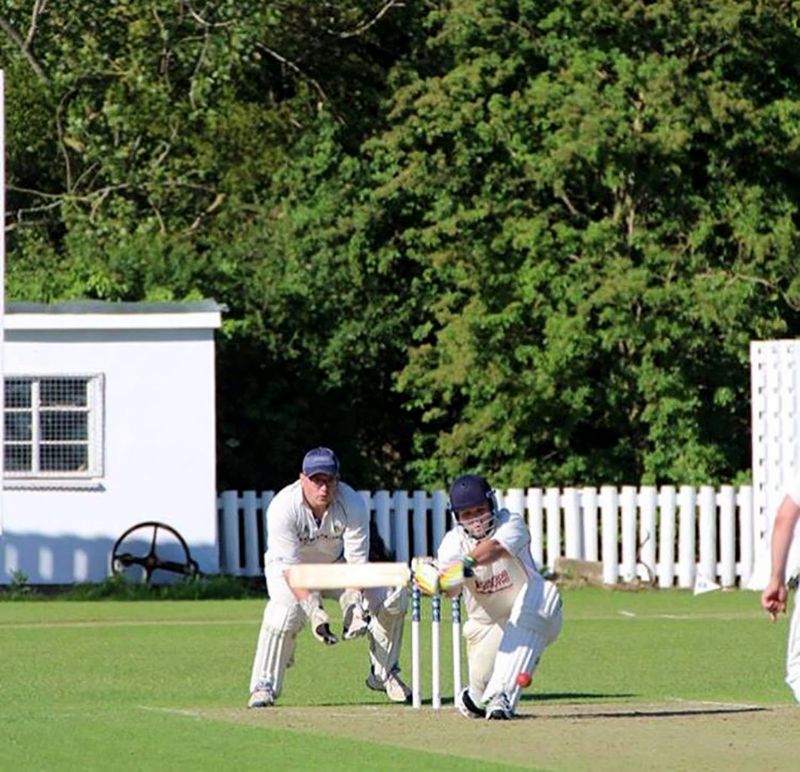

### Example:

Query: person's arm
xmin=341 ymin=484 xmax=369 ymax=565
xmin=439 ymin=538 xmax=510 ymax=593
xmin=762 ymin=494 xmax=800 ymax=621
xmin=468 ymin=538 xmax=509 ymax=565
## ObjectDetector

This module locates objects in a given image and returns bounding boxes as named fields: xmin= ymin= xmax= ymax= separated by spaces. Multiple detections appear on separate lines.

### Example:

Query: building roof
xmin=7 ymin=299 xmax=224 ymax=314
xmin=4 ymin=300 xmax=223 ymax=331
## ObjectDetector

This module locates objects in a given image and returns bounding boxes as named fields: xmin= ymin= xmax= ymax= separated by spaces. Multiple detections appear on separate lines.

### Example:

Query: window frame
xmin=4 ymin=374 xmax=105 ymax=479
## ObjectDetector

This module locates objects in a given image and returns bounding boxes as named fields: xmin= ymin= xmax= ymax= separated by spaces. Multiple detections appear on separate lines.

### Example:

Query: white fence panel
xmin=544 ymin=488 xmax=561 ymax=571
xmin=581 ymin=487 xmax=599 ymax=562
xmin=738 ymin=486 xmax=754 ymax=586
xmin=526 ymin=488 xmax=544 ymax=567
xmin=373 ymin=490 xmax=392 ymax=552
xmin=217 ymin=484 xmax=757 ymax=588
xmin=657 ymin=486 xmax=677 ymax=588
xmin=677 ymin=486 xmax=697 ymax=589
xmin=600 ymin=486 xmax=620 ymax=585
xmin=562 ymin=488 xmax=582 ymax=559
xmin=242 ymin=490 xmax=260 ymax=577
xmin=393 ymin=490 xmax=410 ymax=564
xmin=412 ymin=491 xmax=429 ymax=557
xmin=719 ymin=485 xmax=736 ymax=588
xmin=431 ymin=490 xmax=449 ymax=553
xmin=620 ymin=486 xmax=638 ymax=582
xmin=698 ymin=486 xmax=717 ymax=583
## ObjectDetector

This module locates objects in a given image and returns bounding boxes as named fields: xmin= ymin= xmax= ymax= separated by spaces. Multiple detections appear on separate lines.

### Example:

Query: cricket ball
xmin=516 ymin=672 xmax=532 ymax=688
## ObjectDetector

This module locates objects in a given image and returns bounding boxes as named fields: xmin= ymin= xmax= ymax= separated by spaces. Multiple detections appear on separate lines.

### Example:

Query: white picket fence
xmin=217 ymin=484 xmax=756 ymax=588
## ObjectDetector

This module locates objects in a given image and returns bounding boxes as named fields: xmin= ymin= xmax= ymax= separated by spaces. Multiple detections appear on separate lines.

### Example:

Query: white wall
xmin=0 ymin=306 xmax=221 ymax=584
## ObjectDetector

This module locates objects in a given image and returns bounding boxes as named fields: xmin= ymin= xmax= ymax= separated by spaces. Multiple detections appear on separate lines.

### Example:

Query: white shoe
xmin=485 ymin=692 xmax=513 ymax=720
xmin=456 ymin=687 xmax=486 ymax=719
xmin=366 ymin=671 xmax=412 ymax=703
xmin=248 ymin=681 xmax=275 ymax=708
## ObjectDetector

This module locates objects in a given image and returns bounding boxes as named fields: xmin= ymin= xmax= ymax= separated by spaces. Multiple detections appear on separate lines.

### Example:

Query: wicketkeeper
xmin=421 ymin=473 xmax=563 ymax=720
xmin=247 ymin=447 xmax=410 ymax=707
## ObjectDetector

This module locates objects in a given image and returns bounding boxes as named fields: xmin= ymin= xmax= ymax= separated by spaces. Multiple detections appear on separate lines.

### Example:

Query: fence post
xmin=638 ymin=486 xmax=657 ymax=583
xmin=544 ymin=488 xmax=561 ymax=572
xmin=581 ymin=487 xmax=599 ymax=562
xmin=373 ymin=490 xmax=392 ymax=554
xmin=698 ymin=485 xmax=717 ymax=583
xmin=677 ymin=485 xmax=697 ymax=588
xmin=412 ymin=490 xmax=429 ymax=557
xmin=527 ymin=488 xmax=544 ymax=568
xmin=719 ymin=485 xmax=736 ymax=587
xmin=600 ymin=486 xmax=619 ymax=585
xmin=738 ymin=485 xmax=754 ymax=586
xmin=393 ymin=490 xmax=410 ymax=562
xmin=431 ymin=489 xmax=448 ymax=555
xmin=562 ymin=488 xmax=582 ymax=559
xmin=620 ymin=486 xmax=637 ymax=582
xmin=657 ymin=486 xmax=677 ymax=588
xmin=505 ymin=488 xmax=526 ymax=520
xmin=242 ymin=490 xmax=260 ymax=577
xmin=218 ymin=490 xmax=241 ymax=575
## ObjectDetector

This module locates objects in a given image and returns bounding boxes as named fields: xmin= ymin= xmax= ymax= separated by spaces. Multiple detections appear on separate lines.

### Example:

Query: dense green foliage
xmin=2 ymin=1 xmax=800 ymax=489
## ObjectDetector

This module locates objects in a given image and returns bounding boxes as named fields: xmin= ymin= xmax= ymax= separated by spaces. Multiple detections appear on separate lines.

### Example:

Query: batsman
xmin=421 ymin=474 xmax=563 ymax=720
xmin=247 ymin=447 xmax=410 ymax=707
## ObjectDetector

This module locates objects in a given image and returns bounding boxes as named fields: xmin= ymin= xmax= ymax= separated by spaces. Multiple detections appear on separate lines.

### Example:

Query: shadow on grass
xmin=520 ymin=691 xmax=636 ymax=703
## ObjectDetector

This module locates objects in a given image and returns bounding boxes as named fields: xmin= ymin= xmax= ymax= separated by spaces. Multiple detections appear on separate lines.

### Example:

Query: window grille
xmin=4 ymin=376 xmax=104 ymax=477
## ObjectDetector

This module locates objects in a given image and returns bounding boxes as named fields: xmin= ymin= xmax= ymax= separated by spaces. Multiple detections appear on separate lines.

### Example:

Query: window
xmin=4 ymin=376 xmax=104 ymax=478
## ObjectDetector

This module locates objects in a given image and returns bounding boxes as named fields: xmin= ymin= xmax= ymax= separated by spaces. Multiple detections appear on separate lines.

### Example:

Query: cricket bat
xmin=285 ymin=561 xmax=411 ymax=590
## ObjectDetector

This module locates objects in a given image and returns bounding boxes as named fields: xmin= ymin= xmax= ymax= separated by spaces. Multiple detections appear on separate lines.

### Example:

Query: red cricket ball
xmin=516 ymin=672 xmax=532 ymax=688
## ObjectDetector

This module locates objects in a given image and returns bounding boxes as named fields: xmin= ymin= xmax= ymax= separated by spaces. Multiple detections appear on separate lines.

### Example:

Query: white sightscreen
xmin=750 ymin=339 xmax=800 ymax=588
xmin=0 ymin=69 xmax=6 ymax=535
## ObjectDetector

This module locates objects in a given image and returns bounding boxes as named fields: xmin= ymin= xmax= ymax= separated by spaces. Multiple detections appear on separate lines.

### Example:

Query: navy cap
xmin=302 ymin=447 xmax=340 ymax=477
xmin=448 ymin=474 xmax=492 ymax=512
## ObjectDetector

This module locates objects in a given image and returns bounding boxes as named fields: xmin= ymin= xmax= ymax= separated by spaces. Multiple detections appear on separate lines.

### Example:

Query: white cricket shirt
xmin=437 ymin=508 xmax=539 ymax=625
xmin=264 ymin=479 xmax=369 ymax=569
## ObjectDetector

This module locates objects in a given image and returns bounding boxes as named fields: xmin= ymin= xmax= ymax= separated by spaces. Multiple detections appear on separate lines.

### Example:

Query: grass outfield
xmin=1 ymin=587 xmax=797 ymax=770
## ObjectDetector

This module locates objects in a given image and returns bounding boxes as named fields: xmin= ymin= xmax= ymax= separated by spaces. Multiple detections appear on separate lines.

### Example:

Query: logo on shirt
xmin=473 ymin=570 xmax=513 ymax=594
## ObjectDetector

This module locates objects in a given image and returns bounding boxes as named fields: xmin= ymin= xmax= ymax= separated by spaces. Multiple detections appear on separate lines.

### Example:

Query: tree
xmin=364 ymin=0 xmax=800 ymax=486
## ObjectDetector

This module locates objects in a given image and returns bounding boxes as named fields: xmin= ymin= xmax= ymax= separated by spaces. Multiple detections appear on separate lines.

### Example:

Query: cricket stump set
xmin=285 ymin=560 xmax=465 ymax=709
xmin=410 ymin=557 xmax=463 ymax=709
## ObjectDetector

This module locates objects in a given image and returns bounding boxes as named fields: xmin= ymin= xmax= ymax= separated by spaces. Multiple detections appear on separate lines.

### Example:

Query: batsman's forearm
xmin=770 ymin=496 xmax=800 ymax=583
xmin=470 ymin=539 xmax=508 ymax=565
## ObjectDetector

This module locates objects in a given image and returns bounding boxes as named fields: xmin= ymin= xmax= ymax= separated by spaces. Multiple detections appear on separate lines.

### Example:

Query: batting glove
xmin=439 ymin=555 xmax=476 ymax=592
xmin=413 ymin=561 xmax=440 ymax=596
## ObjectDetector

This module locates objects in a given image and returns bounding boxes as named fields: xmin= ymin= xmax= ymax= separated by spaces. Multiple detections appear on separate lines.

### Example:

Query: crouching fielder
xmin=248 ymin=447 xmax=410 ymax=708
xmin=436 ymin=474 xmax=563 ymax=720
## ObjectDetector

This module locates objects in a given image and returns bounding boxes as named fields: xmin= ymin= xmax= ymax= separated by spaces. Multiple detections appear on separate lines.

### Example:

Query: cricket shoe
xmin=366 ymin=670 xmax=412 ymax=703
xmin=485 ymin=692 xmax=513 ymax=720
xmin=456 ymin=687 xmax=486 ymax=719
xmin=248 ymin=681 xmax=276 ymax=708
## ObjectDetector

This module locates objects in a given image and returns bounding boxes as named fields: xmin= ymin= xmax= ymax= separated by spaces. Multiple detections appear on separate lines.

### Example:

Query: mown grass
xmin=0 ymin=586 xmax=791 ymax=770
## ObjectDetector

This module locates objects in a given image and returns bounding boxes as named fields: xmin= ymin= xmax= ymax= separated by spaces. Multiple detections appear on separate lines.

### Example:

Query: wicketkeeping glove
xmin=342 ymin=596 xmax=371 ymax=640
xmin=309 ymin=604 xmax=339 ymax=646
xmin=438 ymin=555 xmax=477 ymax=592
xmin=413 ymin=561 xmax=440 ymax=596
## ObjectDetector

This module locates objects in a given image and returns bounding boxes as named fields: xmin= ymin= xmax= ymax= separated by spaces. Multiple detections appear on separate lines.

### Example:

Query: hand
xmin=413 ymin=561 xmax=440 ymax=596
xmin=313 ymin=622 xmax=339 ymax=645
xmin=309 ymin=605 xmax=339 ymax=645
xmin=439 ymin=555 xmax=476 ymax=592
xmin=762 ymin=578 xmax=788 ymax=622
xmin=343 ymin=598 xmax=371 ymax=640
